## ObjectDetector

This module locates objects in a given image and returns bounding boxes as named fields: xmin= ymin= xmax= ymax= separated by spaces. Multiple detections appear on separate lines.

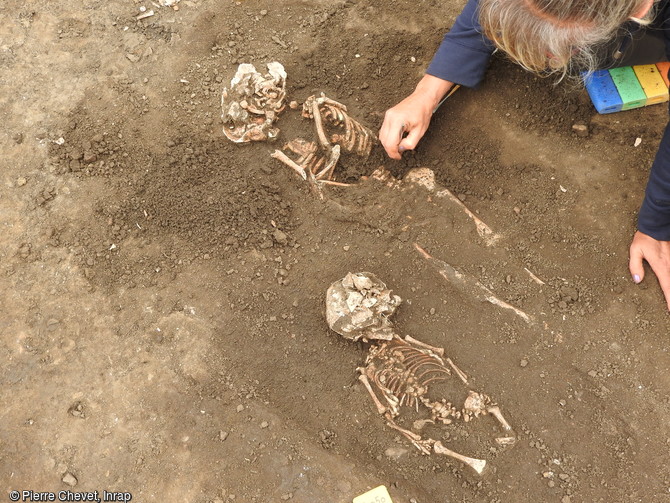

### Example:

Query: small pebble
xmin=62 ymin=473 xmax=78 ymax=487
xmin=571 ymin=123 xmax=589 ymax=138
xmin=273 ymin=229 xmax=288 ymax=245
xmin=429 ymin=308 xmax=436 ymax=315
xmin=236 ymin=404 xmax=244 ymax=412
xmin=343 ymin=245 xmax=350 ymax=251
xmin=17 ymin=177 xmax=27 ymax=186
xmin=219 ymin=431 xmax=229 ymax=441
xmin=520 ymin=359 xmax=528 ymax=367
xmin=260 ymin=421 xmax=269 ymax=429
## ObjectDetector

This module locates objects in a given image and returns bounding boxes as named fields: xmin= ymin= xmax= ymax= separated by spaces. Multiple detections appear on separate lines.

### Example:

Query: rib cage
xmin=366 ymin=338 xmax=451 ymax=411
xmin=302 ymin=93 xmax=376 ymax=157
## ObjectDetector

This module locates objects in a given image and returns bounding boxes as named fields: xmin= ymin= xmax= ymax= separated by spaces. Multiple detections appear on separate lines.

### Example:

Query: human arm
xmin=379 ymin=0 xmax=495 ymax=159
xmin=629 ymin=122 xmax=670 ymax=310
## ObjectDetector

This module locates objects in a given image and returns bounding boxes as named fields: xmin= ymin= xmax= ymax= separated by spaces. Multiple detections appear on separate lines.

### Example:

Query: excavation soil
xmin=3 ymin=1 xmax=670 ymax=502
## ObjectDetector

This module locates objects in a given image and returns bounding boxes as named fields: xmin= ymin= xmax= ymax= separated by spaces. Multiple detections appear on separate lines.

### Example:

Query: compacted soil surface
xmin=3 ymin=1 xmax=670 ymax=502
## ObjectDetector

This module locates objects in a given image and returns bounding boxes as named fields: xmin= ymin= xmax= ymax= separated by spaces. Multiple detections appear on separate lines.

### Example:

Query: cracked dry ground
xmin=2 ymin=0 xmax=670 ymax=502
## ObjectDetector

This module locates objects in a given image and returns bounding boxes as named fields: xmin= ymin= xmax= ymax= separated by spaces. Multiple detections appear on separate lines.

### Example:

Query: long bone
xmin=414 ymin=243 xmax=532 ymax=324
xmin=270 ymin=149 xmax=324 ymax=199
xmin=368 ymin=369 xmax=401 ymax=415
xmin=311 ymin=99 xmax=332 ymax=151
xmin=358 ymin=373 xmax=387 ymax=415
xmin=435 ymin=186 xmax=499 ymax=245
xmin=384 ymin=419 xmax=433 ymax=455
xmin=487 ymin=406 xmax=516 ymax=445
xmin=487 ymin=405 xmax=513 ymax=432
xmin=404 ymin=335 xmax=445 ymax=356
xmin=433 ymin=441 xmax=487 ymax=475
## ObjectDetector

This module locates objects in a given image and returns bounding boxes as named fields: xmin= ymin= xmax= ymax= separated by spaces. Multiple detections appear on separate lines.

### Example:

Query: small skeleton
xmin=221 ymin=62 xmax=287 ymax=143
xmin=326 ymin=272 xmax=516 ymax=475
xmin=272 ymin=93 xmax=376 ymax=192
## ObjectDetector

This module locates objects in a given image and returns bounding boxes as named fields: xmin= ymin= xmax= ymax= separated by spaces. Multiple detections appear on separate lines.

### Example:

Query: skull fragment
xmin=221 ymin=62 xmax=287 ymax=143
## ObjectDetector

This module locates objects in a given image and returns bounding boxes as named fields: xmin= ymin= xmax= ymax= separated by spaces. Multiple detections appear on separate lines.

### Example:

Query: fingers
xmin=379 ymin=94 xmax=433 ymax=160
xmin=628 ymin=237 xmax=645 ymax=284
xmin=379 ymin=112 xmax=406 ymax=160
xmin=630 ymin=230 xmax=670 ymax=311
xmin=399 ymin=126 xmax=424 ymax=152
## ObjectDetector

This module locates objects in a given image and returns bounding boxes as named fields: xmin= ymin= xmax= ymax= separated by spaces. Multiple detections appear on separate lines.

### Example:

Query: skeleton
xmin=272 ymin=93 xmax=376 ymax=191
xmin=221 ymin=62 xmax=287 ymax=143
xmin=326 ymin=272 xmax=516 ymax=475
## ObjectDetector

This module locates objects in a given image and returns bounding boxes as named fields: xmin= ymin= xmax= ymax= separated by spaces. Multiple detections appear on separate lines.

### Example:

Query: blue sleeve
xmin=637 ymin=2 xmax=670 ymax=239
xmin=638 ymin=121 xmax=670 ymax=240
xmin=426 ymin=0 xmax=495 ymax=88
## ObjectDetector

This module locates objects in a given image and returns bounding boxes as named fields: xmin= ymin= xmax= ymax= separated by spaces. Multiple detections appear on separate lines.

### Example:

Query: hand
xmin=379 ymin=75 xmax=454 ymax=160
xmin=629 ymin=230 xmax=670 ymax=310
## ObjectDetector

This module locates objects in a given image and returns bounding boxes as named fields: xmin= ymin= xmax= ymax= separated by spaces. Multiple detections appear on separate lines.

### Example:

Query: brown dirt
xmin=3 ymin=0 xmax=670 ymax=502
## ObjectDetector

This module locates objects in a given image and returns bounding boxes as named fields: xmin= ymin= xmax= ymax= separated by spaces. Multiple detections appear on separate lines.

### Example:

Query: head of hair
xmin=478 ymin=0 xmax=656 ymax=80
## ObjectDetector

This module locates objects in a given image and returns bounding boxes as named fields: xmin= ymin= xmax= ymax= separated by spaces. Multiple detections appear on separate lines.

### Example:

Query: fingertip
xmin=628 ymin=247 xmax=644 ymax=283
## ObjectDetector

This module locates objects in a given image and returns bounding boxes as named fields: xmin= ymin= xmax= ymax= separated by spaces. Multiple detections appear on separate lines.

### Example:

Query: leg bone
xmin=433 ymin=441 xmax=487 ymax=475
xmin=434 ymin=186 xmax=499 ymax=245
xmin=414 ymin=243 xmax=532 ymax=324
xmin=384 ymin=418 xmax=432 ymax=455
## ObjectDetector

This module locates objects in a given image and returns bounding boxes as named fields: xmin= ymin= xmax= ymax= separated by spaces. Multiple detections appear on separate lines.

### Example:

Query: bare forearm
xmin=414 ymin=74 xmax=455 ymax=109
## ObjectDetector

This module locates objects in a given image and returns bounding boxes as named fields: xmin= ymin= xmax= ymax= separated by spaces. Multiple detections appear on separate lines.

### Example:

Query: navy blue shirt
xmin=426 ymin=0 xmax=670 ymax=240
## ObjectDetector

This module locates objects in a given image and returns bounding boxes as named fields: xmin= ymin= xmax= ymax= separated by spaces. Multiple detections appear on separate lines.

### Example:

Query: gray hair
xmin=478 ymin=0 xmax=656 ymax=79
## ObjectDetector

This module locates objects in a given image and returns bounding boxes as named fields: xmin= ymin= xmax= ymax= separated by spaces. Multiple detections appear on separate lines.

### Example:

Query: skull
xmin=325 ymin=272 xmax=401 ymax=342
